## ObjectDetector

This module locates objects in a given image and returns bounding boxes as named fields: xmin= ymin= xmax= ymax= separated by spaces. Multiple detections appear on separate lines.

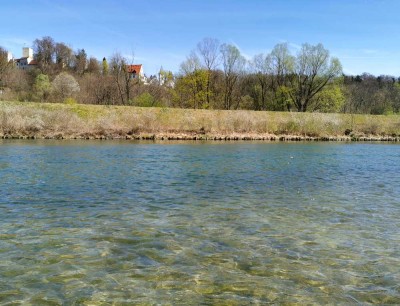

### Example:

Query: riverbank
xmin=1 ymin=101 xmax=399 ymax=141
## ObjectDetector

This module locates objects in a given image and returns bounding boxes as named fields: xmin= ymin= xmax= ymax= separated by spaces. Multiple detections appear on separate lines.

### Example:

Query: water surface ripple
xmin=0 ymin=140 xmax=399 ymax=304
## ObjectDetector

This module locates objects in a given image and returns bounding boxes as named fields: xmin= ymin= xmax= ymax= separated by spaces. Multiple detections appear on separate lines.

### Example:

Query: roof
xmin=29 ymin=60 xmax=38 ymax=65
xmin=126 ymin=64 xmax=142 ymax=74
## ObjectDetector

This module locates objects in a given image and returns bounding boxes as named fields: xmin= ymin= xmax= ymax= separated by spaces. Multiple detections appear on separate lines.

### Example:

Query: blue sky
xmin=1 ymin=0 xmax=400 ymax=76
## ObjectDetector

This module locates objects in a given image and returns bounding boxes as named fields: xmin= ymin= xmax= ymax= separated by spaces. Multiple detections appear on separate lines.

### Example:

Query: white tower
xmin=7 ymin=52 xmax=13 ymax=62
xmin=22 ymin=47 xmax=33 ymax=59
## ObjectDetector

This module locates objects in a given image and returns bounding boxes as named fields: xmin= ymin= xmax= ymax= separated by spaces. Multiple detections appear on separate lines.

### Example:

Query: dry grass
xmin=1 ymin=101 xmax=400 ymax=140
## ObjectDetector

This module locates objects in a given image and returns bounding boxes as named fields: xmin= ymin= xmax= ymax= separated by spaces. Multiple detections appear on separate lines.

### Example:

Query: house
xmin=9 ymin=47 xmax=37 ymax=70
xmin=126 ymin=64 xmax=146 ymax=82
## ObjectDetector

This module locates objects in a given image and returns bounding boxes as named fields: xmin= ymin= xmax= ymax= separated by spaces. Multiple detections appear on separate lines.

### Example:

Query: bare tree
xmin=0 ymin=47 xmax=12 ymax=88
xmin=251 ymin=53 xmax=271 ymax=110
xmin=289 ymin=43 xmax=342 ymax=112
xmin=55 ymin=43 xmax=74 ymax=71
xmin=269 ymin=43 xmax=295 ymax=111
xmin=87 ymin=57 xmax=101 ymax=75
xmin=79 ymin=74 xmax=116 ymax=105
xmin=197 ymin=38 xmax=220 ymax=106
xmin=33 ymin=36 xmax=56 ymax=74
xmin=110 ymin=52 xmax=133 ymax=104
xmin=74 ymin=49 xmax=87 ymax=75
xmin=220 ymin=44 xmax=246 ymax=109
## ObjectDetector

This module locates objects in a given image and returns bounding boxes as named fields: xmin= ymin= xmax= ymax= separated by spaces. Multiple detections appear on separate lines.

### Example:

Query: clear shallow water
xmin=0 ymin=140 xmax=399 ymax=305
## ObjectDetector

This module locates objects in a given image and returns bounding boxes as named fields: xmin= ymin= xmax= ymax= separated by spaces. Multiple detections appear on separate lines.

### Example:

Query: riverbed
xmin=0 ymin=141 xmax=399 ymax=304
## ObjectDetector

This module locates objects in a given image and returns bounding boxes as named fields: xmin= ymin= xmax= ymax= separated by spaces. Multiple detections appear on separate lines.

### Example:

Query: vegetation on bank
xmin=1 ymin=36 xmax=400 ymax=115
xmin=1 ymin=101 xmax=399 ymax=141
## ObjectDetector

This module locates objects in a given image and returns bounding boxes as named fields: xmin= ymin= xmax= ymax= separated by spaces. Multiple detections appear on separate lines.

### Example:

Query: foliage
xmin=33 ymin=74 xmax=51 ymax=102
xmin=102 ymin=57 xmax=109 ymax=76
xmin=134 ymin=92 xmax=158 ymax=107
xmin=3 ymin=35 xmax=400 ymax=115
xmin=52 ymin=72 xmax=80 ymax=101
xmin=312 ymin=84 xmax=345 ymax=113
xmin=174 ymin=69 xmax=209 ymax=109
xmin=289 ymin=43 xmax=342 ymax=112
xmin=64 ymin=97 xmax=77 ymax=105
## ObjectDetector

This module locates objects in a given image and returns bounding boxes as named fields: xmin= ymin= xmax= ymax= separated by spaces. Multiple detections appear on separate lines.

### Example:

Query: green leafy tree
xmin=175 ymin=52 xmax=209 ymax=109
xmin=102 ymin=57 xmax=109 ymax=76
xmin=33 ymin=74 xmax=51 ymax=101
xmin=273 ymin=86 xmax=294 ymax=111
xmin=174 ymin=69 xmax=208 ymax=109
xmin=134 ymin=92 xmax=158 ymax=107
xmin=312 ymin=83 xmax=345 ymax=113
xmin=158 ymin=67 xmax=174 ymax=87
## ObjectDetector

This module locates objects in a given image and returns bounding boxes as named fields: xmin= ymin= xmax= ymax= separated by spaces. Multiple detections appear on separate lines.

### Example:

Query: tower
xmin=22 ymin=47 xmax=33 ymax=59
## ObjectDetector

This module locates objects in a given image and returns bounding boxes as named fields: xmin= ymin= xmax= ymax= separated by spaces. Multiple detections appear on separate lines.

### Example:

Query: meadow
xmin=1 ymin=101 xmax=399 ymax=141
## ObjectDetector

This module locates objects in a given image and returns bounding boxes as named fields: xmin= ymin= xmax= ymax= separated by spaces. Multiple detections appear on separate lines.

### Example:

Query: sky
xmin=1 ymin=0 xmax=400 ymax=76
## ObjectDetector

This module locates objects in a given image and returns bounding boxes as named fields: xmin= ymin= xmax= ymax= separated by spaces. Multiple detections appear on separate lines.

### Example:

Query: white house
xmin=9 ymin=47 xmax=37 ymax=70
xmin=126 ymin=64 xmax=147 ymax=83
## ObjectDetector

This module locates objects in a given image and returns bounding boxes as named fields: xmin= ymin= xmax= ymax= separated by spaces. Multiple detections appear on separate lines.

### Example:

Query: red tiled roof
xmin=29 ymin=60 xmax=37 ymax=65
xmin=126 ymin=64 xmax=142 ymax=74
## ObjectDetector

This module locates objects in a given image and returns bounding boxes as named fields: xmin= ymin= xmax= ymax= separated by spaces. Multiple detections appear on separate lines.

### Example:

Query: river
xmin=0 ymin=140 xmax=399 ymax=304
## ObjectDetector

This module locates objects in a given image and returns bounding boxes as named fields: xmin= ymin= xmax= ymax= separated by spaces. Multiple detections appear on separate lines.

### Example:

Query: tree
xmin=197 ymin=38 xmax=220 ymax=105
xmin=33 ymin=74 xmax=51 ymax=101
xmin=220 ymin=44 xmax=246 ymax=109
xmin=55 ymin=43 xmax=74 ymax=71
xmin=33 ymin=36 xmax=56 ymax=74
xmin=74 ymin=49 xmax=87 ymax=75
xmin=102 ymin=57 xmax=109 ymax=75
xmin=1 ymin=68 xmax=30 ymax=100
xmin=158 ymin=67 xmax=174 ymax=87
xmin=312 ymin=82 xmax=345 ymax=112
xmin=87 ymin=57 xmax=100 ymax=75
xmin=175 ymin=52 xmax=209 ymax=109
xmin=269 ymin=43 xmax=295 ymax=110
xmin=289 ymin=43 xmax=342 ymax=112
xmin=174 ymin=70 xmax=208 ymax=109
xmin=110 ymin=52 xmax=132 ymax=104
xmin=52 ymin=72 xmax=80 ymax=101
xmin=0 ymin=47 xmax=12 ymax=88
xmin=251 ymin=53 xmax=271 ymax=110
xmin=79 ymin=74 xmax=116 ymax=105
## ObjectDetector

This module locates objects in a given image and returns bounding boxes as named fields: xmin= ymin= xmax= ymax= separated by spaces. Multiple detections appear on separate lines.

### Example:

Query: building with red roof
xmin=126 ymin=64 xmax=145 ymax=81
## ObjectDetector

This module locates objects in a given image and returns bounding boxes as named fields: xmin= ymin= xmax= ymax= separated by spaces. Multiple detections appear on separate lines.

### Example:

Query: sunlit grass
xmin=0 ymin=101 xmax=399 ymax=139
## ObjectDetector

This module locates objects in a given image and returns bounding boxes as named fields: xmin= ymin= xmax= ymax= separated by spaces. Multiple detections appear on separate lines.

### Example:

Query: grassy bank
xmin=1 ymin=101 xmax=400 ymax=141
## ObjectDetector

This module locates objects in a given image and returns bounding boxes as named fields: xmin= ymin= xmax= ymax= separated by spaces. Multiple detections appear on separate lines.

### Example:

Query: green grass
xmin=0 ymin=101 xmax=399 ymax=140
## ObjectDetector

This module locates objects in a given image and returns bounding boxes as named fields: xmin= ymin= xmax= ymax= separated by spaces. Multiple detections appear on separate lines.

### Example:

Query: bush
xmin=64 ymin=97 xmax=77 ymax=105
xmin=134 ymin=93 xmax=156 ymax=107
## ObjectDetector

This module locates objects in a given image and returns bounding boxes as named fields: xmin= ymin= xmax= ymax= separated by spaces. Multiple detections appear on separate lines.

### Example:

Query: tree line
xmin=1 ymin=36 xmax=400 ymax=114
